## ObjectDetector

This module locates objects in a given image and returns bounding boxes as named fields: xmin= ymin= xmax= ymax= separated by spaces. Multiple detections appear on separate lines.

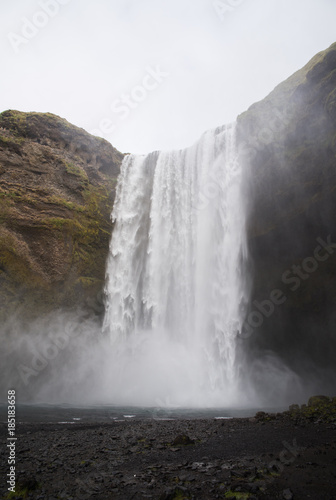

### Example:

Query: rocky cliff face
xmin=237 ymin=42 xmax=336 ymax=389
xmin=0 ymin=110 xmax=124 ymax=321
xmin=1 ymin=43 xmax=336 ymax=392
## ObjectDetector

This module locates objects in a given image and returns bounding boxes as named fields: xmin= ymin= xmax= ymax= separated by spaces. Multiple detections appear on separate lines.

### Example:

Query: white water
xmin=103 ymin=123 xmax=249 ymax=407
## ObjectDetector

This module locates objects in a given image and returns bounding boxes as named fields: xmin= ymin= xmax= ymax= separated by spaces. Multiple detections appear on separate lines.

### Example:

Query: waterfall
xmin=103 ymin=122 xmax=249 ymax=407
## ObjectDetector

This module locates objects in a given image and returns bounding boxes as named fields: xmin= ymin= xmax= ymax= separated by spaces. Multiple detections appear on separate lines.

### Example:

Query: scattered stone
xmin=172 ymin=434 xmax=195 ymax=446
xmin=249 ymin=484 xmax=260 ymax=494
xmin=1 ymin=401 xmax=335 ymax=500
xmin=308 ymin=395 xmax=330 ymax=407
xmin=18 ymin=478 xmax=39 ymax=491
xmin=283 ymin=488 xmax=294 ymax=499
xmin=289 ymin=404 xmax=300 ymax=412
xmin=159 ymin=486 xmax=190 ymax=500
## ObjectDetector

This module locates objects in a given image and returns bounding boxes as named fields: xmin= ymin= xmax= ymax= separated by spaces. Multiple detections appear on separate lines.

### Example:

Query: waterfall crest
xmin=103 ymin=123 xmax=249 ymax=407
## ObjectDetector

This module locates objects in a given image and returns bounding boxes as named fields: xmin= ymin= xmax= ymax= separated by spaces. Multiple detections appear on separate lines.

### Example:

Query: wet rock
xmin=248 ymin=483 xmax=260 ymax=494
xmin=289 ymin=404 xmax=300 ymax=412
xmin=159 ymin=486 xmax=191 ymax=500
xmin=18 ymin=478 xmax=39 ymax=491
xmin=172 ymin=434 xmax=195 ymax=446
xmin=255 ymin=411 xmax=267 ymax=421
xmin=308 ymin=395 xmax=330 ymax=407
xmin=3 ymin=407 xmax=336 ymax=500
xmin=283 ymin=488 xmax=294 ymax=499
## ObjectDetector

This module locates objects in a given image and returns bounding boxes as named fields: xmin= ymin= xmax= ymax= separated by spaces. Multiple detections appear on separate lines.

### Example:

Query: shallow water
xmin=0 ymin=403 xmax=286 ymax=423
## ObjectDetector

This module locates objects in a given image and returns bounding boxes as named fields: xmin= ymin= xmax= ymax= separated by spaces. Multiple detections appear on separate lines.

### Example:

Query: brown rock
xmin=0 ymin=110 xmax=124 ymax=320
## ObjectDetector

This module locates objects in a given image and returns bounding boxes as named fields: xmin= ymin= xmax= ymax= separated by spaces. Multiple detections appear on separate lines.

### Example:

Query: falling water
xmin=103 ymin=123 xmax=249 ymax=407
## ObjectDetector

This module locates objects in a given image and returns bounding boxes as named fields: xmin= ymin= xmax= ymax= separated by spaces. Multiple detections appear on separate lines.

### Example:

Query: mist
xmin=2 ymin=304 xmax=332 ymax=410
xmin=2 ymin=115 xmax=335 ymax=410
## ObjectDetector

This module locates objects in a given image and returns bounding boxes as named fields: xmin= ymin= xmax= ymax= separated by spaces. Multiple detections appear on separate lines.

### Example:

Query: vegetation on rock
xmin=255 ymin=395 xmax=336 ymax=425
xmin=0 ymin=110 xmax=124 ymax=321
xmin=1 ymin=43 xmax=336 ymax=389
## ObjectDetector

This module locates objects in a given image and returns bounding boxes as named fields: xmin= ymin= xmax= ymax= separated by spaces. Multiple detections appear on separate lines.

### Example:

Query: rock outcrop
xmin=0 ymin=110 xmax=124 ymax=321
xmin=237 ymin=42 xmax=336 ymax=387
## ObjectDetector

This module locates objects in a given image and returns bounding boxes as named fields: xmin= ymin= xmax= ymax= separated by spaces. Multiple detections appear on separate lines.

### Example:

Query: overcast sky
xmin=1 ymin=0 xmax=335 ymax=154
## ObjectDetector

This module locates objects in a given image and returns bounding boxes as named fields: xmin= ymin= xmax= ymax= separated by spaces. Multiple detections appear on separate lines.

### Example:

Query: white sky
xmin=1 ymin=0 xmax=335 ymax=154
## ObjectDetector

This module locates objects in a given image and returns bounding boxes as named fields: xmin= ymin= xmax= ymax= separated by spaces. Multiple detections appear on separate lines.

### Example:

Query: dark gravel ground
xmin=1 ymin=411 xmax=336 ymax=500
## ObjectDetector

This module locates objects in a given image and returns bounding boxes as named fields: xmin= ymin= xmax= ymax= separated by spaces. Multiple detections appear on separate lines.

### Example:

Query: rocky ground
xmin=1 ymin=399 xmax=336 ymax=500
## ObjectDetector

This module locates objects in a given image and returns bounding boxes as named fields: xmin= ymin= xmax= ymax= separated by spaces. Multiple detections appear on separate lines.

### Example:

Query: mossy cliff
xmin=237 ymin=42 xmax=336 ymax=386
xmin=0 ymin=110 xmax=124 ymax=321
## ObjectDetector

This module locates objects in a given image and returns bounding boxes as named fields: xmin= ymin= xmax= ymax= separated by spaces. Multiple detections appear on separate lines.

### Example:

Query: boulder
xmin=308 ymin=395 xmax=331 ymax=407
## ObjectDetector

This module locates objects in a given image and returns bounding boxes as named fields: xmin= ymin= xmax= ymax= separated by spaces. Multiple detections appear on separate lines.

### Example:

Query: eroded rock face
xmin=237 ymin=42 xmax=336 ymax=387
xmin=1 ymin=43 xmax=336 ymax=390
xmin=0 ymin=110 xmax=124 ymax=320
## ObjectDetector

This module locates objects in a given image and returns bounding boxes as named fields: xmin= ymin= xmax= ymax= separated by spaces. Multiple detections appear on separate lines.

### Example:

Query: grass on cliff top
xmin=0 ymin=109 xmax=75 ymax=137
xmin=238 ymin=41 xmax=336 ymax=125
xmin=0 ymin=109 xmax=120 ymax=155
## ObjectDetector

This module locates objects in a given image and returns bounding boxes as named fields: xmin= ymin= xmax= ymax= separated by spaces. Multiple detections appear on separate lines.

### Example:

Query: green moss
xmin=295 ymin=398 xmax=336 ymax=423
xmin=168 ymin=487 xmax=192 ymax=500
xmin=224 ymin=491 xmax=251 ymax=499
xmin=0 ymin=191 xmax=20 ymax=200
xmin=76 ymin=276 xmax=101 ymax=287
xmin=6 ymin=488 xmax=29 ymax=499
xmin=64 ymin=160 xmax=89 ymax=183
xmin=0 ymin=189 xmax=63 ymax=213
xmin=0 ymin=108 xmax=122 ymax=320
xmin=0 ymin=110 xmax=28 ymax=137
xmin=0 ymin=233 xmax=42 ymax=287
xmin=40 ymin=185 xmax=113 ymax=288
xmin=48 ymin=195 xmax=85 ymax=212
xmin=44 ymin=217 xmax=78 ymax=231
xmin=256 ymin=398 xmax=336 ymax=425
xmin=0 ymin=196 xmax=15 ymax=223
xmin=0 ymin=134 xmax=25 ymax=155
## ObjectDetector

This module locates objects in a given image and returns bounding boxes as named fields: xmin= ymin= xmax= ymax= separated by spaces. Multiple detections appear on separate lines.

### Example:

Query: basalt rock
xmin=308 ymin=395 xmax=331 ymax=407
xmin=237 ymin=42 xmax=336 ymax=390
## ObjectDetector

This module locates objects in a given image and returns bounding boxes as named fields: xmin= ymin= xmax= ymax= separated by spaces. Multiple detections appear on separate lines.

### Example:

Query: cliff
xmin=1 ymin=42 xmax=336 ymax=391
xmin=237 ymin=42 xmax=336 ymax=386
xmin=0 ymin=110 xmax=124 ymax=321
